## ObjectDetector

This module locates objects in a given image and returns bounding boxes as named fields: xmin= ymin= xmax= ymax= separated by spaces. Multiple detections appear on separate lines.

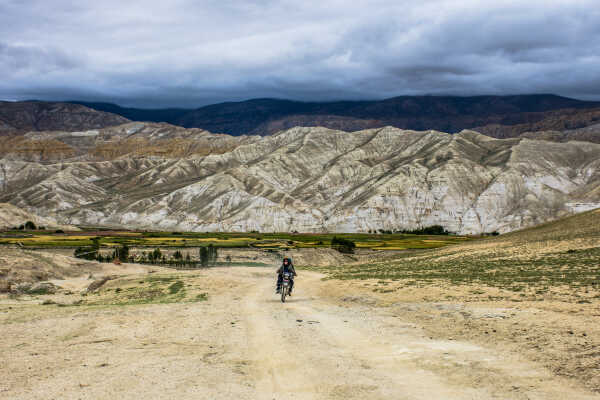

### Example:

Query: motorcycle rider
xmin=276 ymin=257 xmax=297 ymax=295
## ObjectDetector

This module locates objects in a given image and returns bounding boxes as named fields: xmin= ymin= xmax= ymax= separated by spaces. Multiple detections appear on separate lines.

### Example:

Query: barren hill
xmin=0 ymin=203 xmax=76 ymax=231
xmin=1 ymin=123 xmax=599 ymax=234
xmin=0 ymin=101 xmax=129 ymax=135
xmin=0 ymin=122 xmax=256 ymax=162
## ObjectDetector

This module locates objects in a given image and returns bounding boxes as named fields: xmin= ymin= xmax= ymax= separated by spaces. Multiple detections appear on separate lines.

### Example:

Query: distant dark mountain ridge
xmin=0 ymin=101 xmax=129 ymax=135
xmin=69 ymin=101 xmax=189 ymax=126
xmin=71 ymin=94 xmax=600 ymax=136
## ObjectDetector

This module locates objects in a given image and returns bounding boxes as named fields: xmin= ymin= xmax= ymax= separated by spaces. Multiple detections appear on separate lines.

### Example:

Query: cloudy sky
xmin=1 ymin=0 xmax=599 ymax=107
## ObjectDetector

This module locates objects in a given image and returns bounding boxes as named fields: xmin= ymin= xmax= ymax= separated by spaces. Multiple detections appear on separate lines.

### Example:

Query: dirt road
xmin=1 ymin=267 xmax=598 ymax=399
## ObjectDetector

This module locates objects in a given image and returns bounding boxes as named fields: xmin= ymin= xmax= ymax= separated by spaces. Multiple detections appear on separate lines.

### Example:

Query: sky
xmin=1 ymin=0 xmax=600 ymax=108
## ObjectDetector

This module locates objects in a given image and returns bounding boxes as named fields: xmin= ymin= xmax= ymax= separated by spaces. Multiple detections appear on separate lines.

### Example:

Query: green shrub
xmin=331 ymin=236 xmax=356 ymax=254
xmin=168 ymin=280 xmax=184 ymax=294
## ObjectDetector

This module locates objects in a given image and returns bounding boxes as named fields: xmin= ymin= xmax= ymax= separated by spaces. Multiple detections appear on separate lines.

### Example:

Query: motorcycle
xmin=280 ymin=272 xmax=293 ymax=303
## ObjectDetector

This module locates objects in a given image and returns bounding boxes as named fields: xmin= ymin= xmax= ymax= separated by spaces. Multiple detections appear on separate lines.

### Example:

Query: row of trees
xmin=374 ymin=225 xmax=450 ymax=235
xmin=74 ymin=242 xmax=219 ymax=268
xmin=331 ymin=236 xmax=356 ymax=254
xmin=12 ymin=221 xmax=45 ymax=231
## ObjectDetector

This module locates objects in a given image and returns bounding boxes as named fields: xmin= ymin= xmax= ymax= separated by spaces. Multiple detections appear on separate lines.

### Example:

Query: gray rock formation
xmin=1 ymin=124 xmax=599 ymax=234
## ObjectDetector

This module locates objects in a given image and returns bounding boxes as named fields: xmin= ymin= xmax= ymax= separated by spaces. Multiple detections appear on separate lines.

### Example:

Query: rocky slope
xmin=474 ymin=107 xmax=600 ymax=141
xmin=1 ymin=124 xmax=599 ymax=234
xmin=518 ymin=122 xmax=600 ymax=143
xmin=0 ymin=122 xmax=257 ymax=162
xmin=0 ymin=203 xmax=77 ymax=230
xmin=0 ymin=101 xmax=129 ymax=135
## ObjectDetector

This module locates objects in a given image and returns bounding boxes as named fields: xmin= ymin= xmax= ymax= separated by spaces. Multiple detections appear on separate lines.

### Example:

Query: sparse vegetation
xmin=168 ymin=280 xmax=184 ymax=294
xmin=318 ymin=246 xmax=600 ymax=291
xmin=308 ymin=209 xmax=600 ymax=302
xmin=57 ymin=274 xmax=210 ymax=306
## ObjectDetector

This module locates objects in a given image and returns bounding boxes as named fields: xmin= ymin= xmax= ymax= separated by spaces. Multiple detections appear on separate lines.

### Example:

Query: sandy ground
xmin=1 ymin=266 xmax=598 ymax=400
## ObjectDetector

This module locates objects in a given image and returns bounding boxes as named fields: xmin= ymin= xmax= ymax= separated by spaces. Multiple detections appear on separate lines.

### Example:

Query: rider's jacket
xmin=277 ymin=262 xmax=297 ymax=276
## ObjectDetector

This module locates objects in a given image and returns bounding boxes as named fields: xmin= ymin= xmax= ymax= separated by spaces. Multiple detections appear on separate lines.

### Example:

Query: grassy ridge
xmin=309 ymin=209 xmax=600 ymax=296
xmin=321 ymin=247 xmax=600 ymax=289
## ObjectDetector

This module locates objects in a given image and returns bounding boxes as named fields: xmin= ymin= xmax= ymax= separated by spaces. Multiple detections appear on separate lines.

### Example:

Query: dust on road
xmin=1 ymin=266 xmax=597 ymax=399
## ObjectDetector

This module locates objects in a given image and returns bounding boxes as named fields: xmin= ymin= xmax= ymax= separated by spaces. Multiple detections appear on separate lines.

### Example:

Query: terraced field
xmin=0 ymin=230 xmax=468 ymax=251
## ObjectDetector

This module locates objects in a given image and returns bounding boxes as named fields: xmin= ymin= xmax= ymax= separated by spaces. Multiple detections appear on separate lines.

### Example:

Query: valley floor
xmin=1 ymin=266 xmax=598 ymax=400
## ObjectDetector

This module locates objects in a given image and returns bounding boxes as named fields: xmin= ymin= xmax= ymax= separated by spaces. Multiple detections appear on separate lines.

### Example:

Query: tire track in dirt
xmin=240 ymin=270 xmax=599 ymax=400
xmin=2 ymin=267 xmax=598 ymax=399
xmin=241 ymin=271 xmax=481 ymax=399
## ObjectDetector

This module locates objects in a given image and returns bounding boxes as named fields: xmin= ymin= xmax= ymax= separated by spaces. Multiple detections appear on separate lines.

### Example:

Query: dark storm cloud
xmin=1 ymin=0 xmax=599 ymax=107
xmin=0 ymin=43 xmax=77 ymax=71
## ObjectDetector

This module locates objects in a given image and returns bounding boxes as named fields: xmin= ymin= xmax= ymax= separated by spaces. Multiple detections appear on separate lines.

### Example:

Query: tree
xmin=173 ymin=250 xmax=183 ymax=260
xmin=151 ymin=248 xmax=162 ymax=263
xmin=74 ymin=236 xmax=101 ymax=260
xmin=24 ymin=221 xmax=36 ymax=230
xmin=74 ymin=246 xmax=97 ymax=260
xmin=115 ymin=244 xmax=129 ymax=262
xmin=399 ymin=225 xmax=449 ymax=235
xmin=331 ymin=236 xmax=356 ymax=254
xmin=199 ymin=246 xmax=209 ymax=267
xmin=207 ymin=244 xmax=218 ymax=266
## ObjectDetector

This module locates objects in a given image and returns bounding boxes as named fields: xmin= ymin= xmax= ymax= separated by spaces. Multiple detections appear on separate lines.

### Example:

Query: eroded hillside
xmin=1 ymin=124 xmax=599 ymax=234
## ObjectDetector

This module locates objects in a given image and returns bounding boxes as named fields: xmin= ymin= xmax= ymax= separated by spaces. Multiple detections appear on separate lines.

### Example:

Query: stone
xmin=28 ymin=282 xmax=58 ymax=295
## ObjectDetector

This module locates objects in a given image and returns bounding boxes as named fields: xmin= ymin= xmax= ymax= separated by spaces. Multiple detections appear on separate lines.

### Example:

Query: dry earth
xmin=1 ymin=263 xmax=599 ymax=400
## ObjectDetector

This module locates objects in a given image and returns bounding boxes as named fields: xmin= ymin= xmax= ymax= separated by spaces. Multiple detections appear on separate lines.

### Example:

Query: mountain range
xmin=1 ymin=122 xmax=599 ymax=234
xmin=0 ymin=101 xmax=128 ymax=135
xmin=2 ymin=94 xmax=599 ymax=140
xmin=72 ymin=94 xmax=600 ymax=137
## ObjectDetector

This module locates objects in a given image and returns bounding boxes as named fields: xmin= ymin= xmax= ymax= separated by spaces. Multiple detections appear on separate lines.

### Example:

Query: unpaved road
xmin=1 ymin=267 xmax=598 ymax=399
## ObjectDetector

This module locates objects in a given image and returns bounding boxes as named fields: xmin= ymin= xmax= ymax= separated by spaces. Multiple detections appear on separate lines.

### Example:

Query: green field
xmin=0 ymin=230 xmax=469 ymax=251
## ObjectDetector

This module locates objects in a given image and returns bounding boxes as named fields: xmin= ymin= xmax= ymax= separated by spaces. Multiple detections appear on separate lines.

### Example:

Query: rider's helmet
xmin=283 ymin=257 xmax=290 ymax=265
